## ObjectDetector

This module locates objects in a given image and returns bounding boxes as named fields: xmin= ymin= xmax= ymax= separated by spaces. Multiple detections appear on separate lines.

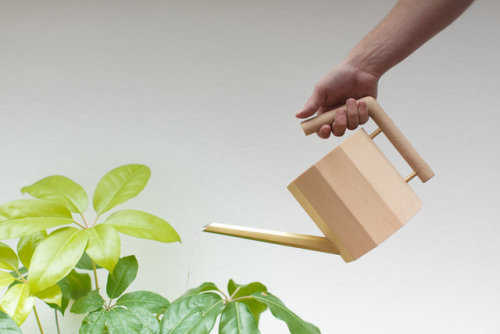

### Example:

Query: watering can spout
xmin=203 ymin=223 xmax=340 ymax=255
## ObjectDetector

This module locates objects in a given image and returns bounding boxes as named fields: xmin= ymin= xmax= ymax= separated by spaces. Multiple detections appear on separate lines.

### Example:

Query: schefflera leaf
xmin=85 ymin=225 xmax=120 ymax=272
xmin=0 ymin=311 xmax=22 ymax=333
xmin=0 ymin=283 xmax=35 ymax=326
xmin=58 ymin=269 xmax=91 ymax=314
xmin=0 ymin=200 xmax=74 ymax=240
xmin=70 ymin=290 xmax=105 ymax=314
xmin=116 ymin=291 xmax=169 ymax=314
xmin=0 ymin=272 xmax=16 ymax=291
xmin=35 ymin=284 xmax=62 ymax=308
xmin=0 ymin=243 xmax=18 ymax=271
xmin=219 ymin=302 xmax=260 ymax=334
xmin=93 ymin=164 xmax=150 ymax=215
xmin=227 ymin=280 xmax=267 ymax=324
xmin=106 ymin=256 xmax=138 ymax=299
xmin=251 ymin=292 xmax=320 ymax=334
xmin=21 ymin=175 xmax=88 ymax=214
xmin=105 ymin=210 xmax=180 ymax=243
xmin=160 ymin=293 xmax=224 ymax=334
xmin=17 ymin=230 xmax=47 ymax=269
xmin=29 ymin=227 xmax=88 ymax=293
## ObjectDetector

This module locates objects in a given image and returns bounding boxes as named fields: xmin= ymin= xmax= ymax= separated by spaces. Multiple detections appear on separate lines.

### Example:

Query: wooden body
xmin=288 ymin=128 xmax=422 ymax=262
xmin=204 ymin=97 xmax=433 ymax=262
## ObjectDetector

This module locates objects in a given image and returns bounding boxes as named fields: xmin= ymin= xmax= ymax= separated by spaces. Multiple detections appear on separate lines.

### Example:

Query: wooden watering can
xmin=204 ymin=97 xmax=434 ymax=262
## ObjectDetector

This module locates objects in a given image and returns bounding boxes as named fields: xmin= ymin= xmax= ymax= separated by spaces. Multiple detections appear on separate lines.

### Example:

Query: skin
xmin=296 ymin=0 xmax=474 ymax=139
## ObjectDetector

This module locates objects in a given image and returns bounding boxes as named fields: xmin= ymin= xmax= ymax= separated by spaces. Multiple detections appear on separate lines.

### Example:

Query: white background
xmin=1 ymin=0 xmax=499 ymax=333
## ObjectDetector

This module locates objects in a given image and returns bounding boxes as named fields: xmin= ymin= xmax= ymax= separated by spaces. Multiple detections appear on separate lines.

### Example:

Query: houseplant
xmin=0 ymin=164 xmax=320 ymax=333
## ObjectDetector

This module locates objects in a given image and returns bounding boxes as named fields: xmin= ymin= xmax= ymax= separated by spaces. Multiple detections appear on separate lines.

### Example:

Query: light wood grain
xmin=300 ymin=96 xmax=434 ymax=183
xmin=288 ymin=129 xmax=422 ymax=262
xmin=204 ymin=223 xmax=340 ymax=254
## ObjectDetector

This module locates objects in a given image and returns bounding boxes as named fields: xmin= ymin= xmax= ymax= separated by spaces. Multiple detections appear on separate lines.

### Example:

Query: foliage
xmin=0 ymin=164 xmax=320 ymax=333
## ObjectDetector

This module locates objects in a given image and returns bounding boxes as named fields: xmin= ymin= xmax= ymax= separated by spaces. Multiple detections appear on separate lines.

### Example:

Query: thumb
xmin=296 ymin=89 xmax=322 ymax=119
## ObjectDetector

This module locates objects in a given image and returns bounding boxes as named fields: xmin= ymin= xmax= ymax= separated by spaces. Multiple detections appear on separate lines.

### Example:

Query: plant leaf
xmin=93 ymin=164 xmax=150 ymax=215
xmin=0 ymin=311 xmax=22 ymax=333
xmin=106 ymin=255 xmax=138 ymax=299
xmin=0 ymin=283 xmax=34 ymax=325
xmin=251 ymin=292 xmax=320 ymax=334
xmin=105 ymin=307 xmax=142 ymax=333
xmin=0 ymin=272 xmax=16 ymax=291
xmin=177 ymin=282 xmax=219 ymax=301
xmin=35 ymin=284 xmax=62 ymax=308
xmin=219 ymin=302 xmax=260 ymax=334
xmin=227 ymin=280 xmax=267 ymax=323
xmin=76 ymin=252 xmax=102 ymax=271
xmin=131 ymin=307 xmax=160 ymax=334
xmin=79 ymin=309 xmax=106 ymax=334
xmin=29 ymin=227 xmax=89 ymax=293
xmin=17 ymin=230 xmax=47 ymax=269
xmin=71 ymin=290 xmax=105 ymax=314
xmin=58 ymin=269 xmax=91 ymax=314
xmin=0 ymin=200 xmax=74 ymax=239
xmin=21 ymin=175 xmax=88 ymax=213
xmin=0 ymin=243 xmax=18 ymax=271
xmin=116 ymin=291 xmax=169 ymax=314
xmin=105 ymin=210 xmax=180 ymax=243
xmin=160 ymin=292 xmax=224 ymax=334
xmin=85 ymin=225 xmax=120 ymax=272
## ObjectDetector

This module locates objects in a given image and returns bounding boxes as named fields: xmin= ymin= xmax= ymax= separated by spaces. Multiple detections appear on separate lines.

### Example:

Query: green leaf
xmin=58 ymin=270 xmax=91 ymax=314
xmin=219 ymin=302 xmax=260 ymax=334
xmin=93 ymin=164 xmax=151 ymax=215
xmin=17 ymin=230 xmax=47 ymax=269
xmin=160 ymin=293 xmax=224 ymax=334
xmin=251 ymin=292 xmax=320 ymax=334
xmin=0 ymin=283 xmax=34 ymax=325
xmin=227 ymin=280 xmax=267 ymax=323
xmin=0 ymin=311 xmax=22 ymax=333
xmin=76 ymin=252 xmax=103 ymax=271
xmin=131 ymin=307 xmax=160 ymax=334
xmin=105 ymin=307 xmax=142 ymax=333
xmin=105 ymin=210 xmax=180 ymax=243
xmin=21 ymin=175 xmax=88 ymax=213
xmin=116 ymin=291 xmax=169 ymax=314
xmin=0 ymin=243 xmax=18 ymax=271
xmin=177 ymin=282 xmax=219 ymax=301
xmin=79 ymin=309 xmax=106 ymax=334
xmin=71 ymin=290 xmax=105 ymax=314
xmin=85 ymin=225 xmax=120 ymax=272
xmin=0 ymin=200 xmax=73 ymax=239
xmin=0 ymin=272 xmax=16 ymax=291
xmin=106 ymin=255 xmax=138 ymax=299
xmin=35 ymin=284 xmax=62 ymax=308
xmin=29 ymin=227 xmax=89 ymax=293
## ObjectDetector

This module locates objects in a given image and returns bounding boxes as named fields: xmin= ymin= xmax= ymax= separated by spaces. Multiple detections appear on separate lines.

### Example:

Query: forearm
xmin=344 ymin=0 xmax=474 ymax=78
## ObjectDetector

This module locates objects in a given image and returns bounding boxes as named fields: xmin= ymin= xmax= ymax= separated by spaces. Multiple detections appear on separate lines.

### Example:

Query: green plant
xmin=0 ymin=164 xmax=320 ymax=333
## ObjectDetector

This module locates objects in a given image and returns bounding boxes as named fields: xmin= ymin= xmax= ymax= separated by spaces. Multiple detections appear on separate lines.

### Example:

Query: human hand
xmin=296 ymin=62 xmax=380 ymax=138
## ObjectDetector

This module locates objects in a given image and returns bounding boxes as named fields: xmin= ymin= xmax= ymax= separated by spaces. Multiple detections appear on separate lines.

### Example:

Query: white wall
xmin=1 ymin=0 xmax=499 ymax=333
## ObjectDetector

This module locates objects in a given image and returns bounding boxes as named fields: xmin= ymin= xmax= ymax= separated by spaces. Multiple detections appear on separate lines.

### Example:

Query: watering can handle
xmin=300 ymin=96 xmax=434 ymax=183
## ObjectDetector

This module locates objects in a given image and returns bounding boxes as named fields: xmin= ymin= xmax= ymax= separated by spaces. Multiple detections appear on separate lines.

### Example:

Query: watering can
xmin=204 ymin=97 xmax=434 ymax=262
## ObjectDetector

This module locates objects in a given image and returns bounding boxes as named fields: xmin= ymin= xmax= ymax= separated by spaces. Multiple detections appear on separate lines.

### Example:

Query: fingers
xmin=332 ymin=109 xmax=347 ymax=136
xmin=346 ymin=98 xmax=359 ymax=130
xmin=315 ymin=99 xmax=370 ymax=138
xmin=358 ymin=101 xmax=369 ymax=124
xmin=296 ymin=91 xmax=321 ymax=119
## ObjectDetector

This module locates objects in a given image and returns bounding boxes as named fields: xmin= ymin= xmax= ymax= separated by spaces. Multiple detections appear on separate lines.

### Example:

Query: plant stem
xmin=73 ymin=220 xmax=87 ymax=229
xmin=91 ymin=215 xmax=101 ymax=227
xmin=92 ymin=261 xmax=99 ymax=290
xmin=54 ymin=310 xmax=61 ymax=334
xmin=33 ymin=305 xmax=44 ymax=334
xmin=80 ymin=213 xmax=89 ymax=228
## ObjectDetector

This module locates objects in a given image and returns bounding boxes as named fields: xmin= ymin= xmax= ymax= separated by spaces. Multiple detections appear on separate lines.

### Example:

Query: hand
xmin=296 ymin=62 xmax=380 ymax=139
